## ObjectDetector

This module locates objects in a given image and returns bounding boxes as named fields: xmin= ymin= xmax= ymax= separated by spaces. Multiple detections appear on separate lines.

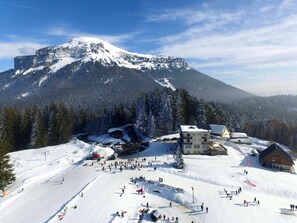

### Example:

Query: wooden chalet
xmin=259 ymin=143 xmax=295 ymax=172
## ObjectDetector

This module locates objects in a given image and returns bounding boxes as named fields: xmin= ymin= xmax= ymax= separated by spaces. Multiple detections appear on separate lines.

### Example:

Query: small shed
xmin=259 ymin=143 xmax=294 ymax=172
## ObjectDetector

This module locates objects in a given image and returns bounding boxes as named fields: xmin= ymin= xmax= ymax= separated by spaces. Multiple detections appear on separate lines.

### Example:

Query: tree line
xmin=1 ymin=88 xmax=297 ymax=191
xmin=2 ymin=88 xmax=296 ymax=153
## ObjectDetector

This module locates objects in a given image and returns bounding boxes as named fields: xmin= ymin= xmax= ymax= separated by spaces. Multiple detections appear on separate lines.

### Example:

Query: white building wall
xmin=180 ymin=125 xmax=210 ymax=155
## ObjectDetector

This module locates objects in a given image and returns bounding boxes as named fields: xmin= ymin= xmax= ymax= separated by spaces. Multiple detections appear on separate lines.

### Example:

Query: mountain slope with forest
xmin=0 ymin=37 xmax=253 ymax=109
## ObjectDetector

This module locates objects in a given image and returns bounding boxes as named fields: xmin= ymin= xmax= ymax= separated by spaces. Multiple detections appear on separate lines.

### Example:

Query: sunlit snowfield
xmin=0 ymin=137 xmax=296 ymax=223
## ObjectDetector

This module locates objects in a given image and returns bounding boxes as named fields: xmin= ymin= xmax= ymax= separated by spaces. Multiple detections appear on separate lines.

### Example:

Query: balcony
xmin=181 ymin=135 xmax=192 ymax=139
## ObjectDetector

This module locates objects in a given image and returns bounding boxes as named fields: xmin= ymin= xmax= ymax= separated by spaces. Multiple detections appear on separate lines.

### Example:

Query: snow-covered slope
xmin=14 ymin=37 xmax=190 ymax=74
xmin=1 ymin=137 xmax=296 ymax=223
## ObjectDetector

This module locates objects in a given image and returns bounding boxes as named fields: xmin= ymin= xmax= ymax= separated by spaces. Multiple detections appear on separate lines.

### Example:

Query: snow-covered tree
xmin=30 ymin=109 xmax=47 ymax=149
xmin=135 ymin=95 xmax=148 ymax=134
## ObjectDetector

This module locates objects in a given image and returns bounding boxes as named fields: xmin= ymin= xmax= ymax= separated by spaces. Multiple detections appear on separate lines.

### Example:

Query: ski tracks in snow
xmin=45 ymin=174 xmax=104 ymax=223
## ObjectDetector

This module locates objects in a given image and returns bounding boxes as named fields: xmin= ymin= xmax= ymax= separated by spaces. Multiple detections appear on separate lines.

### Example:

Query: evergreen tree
xmin=48 ymin=104 xmax=60 ymax=145
xmin=0 ymin=108 xmax=16 ymax=152
xmin=0 ymin=143 xmax=15 ymax=192
xmin=57 ymin=104 xmax=72 ymax=143
xmin=19 ymin=108 xmax=33 ymax=149
xmin=178 ymin=89 xmax=197 ymax=125
xmin=30 ymin=109 xmax=47 ymax=149
xmin=135 ymin=95 xmax=148 ymax=134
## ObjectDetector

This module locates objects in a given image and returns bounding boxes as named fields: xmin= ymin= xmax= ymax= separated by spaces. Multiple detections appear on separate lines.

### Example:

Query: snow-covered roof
xmin=231 ymin=132 xmax=248 ymax=138
xmin=89 ymin=134 xmax=125 ymax=145
xmin=159 ymin=133 xmax=180 ymax=140
xmin=107 ymin=127 xmax=125 ymax=134
xmin=180 ymin=125 xmax=209 ymax=132
xmin=209 ymin=124 xmax=227 ymax=135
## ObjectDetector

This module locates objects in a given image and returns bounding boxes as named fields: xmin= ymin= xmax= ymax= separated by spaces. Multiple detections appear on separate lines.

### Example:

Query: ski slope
xmin=0 ymin=138 xmax=296 ymax=223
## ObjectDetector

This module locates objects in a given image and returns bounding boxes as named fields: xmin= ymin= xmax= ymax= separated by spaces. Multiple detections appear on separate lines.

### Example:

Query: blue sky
xmin=1 ymin=0 xmax=297 ymax=96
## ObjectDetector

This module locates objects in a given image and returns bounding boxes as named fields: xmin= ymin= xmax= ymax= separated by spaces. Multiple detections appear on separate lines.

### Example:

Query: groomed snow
xmin=0 ymin=137 xmax=296 ymax=223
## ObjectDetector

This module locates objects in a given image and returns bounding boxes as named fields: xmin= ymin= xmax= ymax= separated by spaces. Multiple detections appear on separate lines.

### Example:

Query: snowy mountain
xmin=0 ymin=37 xmax=253 ymax=107
xmin=14 ymin=37 xmax=190 ymax=73
xmin=1 ymin=137 xmax=296 ymax=223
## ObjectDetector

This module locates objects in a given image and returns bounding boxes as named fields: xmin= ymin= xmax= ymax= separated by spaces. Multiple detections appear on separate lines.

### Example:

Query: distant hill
xmin=0 ymin=37 xmax=253 ymax=108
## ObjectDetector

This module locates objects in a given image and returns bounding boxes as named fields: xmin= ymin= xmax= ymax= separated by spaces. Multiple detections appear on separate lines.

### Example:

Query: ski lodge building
xmin=179 ymin=125 xmax=211 ymax=154
xmin=259 ymin=143 xmax=295 ymax=172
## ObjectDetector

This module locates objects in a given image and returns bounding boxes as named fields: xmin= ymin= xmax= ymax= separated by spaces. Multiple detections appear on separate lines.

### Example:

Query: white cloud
xmin=158 ymin=13 xmax=297 ymax=70
xmin=0 ymin=41 xmax=47 ymax=59
xmin=146 ymin=3 xmax=297 ymax=95
xmin=45 ymin=25 xmax=139 ymax=45
xmin=146 ymin=8 xmax=244 ymax=26
xmin=278 ymin=0 xmax=297 ymax=11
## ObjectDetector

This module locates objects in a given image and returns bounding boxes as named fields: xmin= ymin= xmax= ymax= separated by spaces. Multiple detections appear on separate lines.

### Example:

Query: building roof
xmin=180 ymin=125 xmax=209 ymax=132
xmin=259 ymin=143 xmax=294 ymax=165
xmin=230 ymin=132 xmax=248 ymax=139
xmin=107 ymin=127 xmax=124 ymax=134
xmin=209 ymin=124 xmax=227 ymax=135
xmin=197 ymin=124 xmax=211 ymax=131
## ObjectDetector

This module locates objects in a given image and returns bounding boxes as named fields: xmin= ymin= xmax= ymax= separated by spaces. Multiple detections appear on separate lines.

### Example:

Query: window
xmin=194 ymin=145 xmax=200 ymax=149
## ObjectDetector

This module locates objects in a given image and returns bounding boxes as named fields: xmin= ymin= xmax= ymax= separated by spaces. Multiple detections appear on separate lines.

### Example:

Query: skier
xmin=206 ymin=207 xmax=208 ymax=213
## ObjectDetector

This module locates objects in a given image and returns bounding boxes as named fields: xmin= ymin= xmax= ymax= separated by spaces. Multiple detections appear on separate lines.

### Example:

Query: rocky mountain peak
xmin=14 ymin=37 xmax=190 ymax=73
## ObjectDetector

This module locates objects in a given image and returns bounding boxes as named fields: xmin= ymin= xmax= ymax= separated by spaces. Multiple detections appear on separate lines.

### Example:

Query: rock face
xmin=0 ymin=37 xmax=253 ymax=107
xmin=14 ymin=55 xmax=37 ymax=70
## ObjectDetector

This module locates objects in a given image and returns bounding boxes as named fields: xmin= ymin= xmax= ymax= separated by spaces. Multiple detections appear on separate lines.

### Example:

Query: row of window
xmin=184 ymin=144 xmax=201 ymax=149
xmin=185 ymin=133 xmax=209 ymax=137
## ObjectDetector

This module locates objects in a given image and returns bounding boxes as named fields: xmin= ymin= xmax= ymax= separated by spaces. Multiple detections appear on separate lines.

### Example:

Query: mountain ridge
xmin=0 ymin=37 xmax=253 ymax=107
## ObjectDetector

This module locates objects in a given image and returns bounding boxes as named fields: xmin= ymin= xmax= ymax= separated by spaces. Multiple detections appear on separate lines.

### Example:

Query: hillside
xmin=0 ymin=37 xmax=253 ymax=108
xmin=0 ymin=137 xmax=296 ymax=223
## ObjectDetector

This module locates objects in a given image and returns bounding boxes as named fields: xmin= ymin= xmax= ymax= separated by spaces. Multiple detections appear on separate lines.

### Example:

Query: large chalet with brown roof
xmin=259 ymin=143 xmax=295 ymax=172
